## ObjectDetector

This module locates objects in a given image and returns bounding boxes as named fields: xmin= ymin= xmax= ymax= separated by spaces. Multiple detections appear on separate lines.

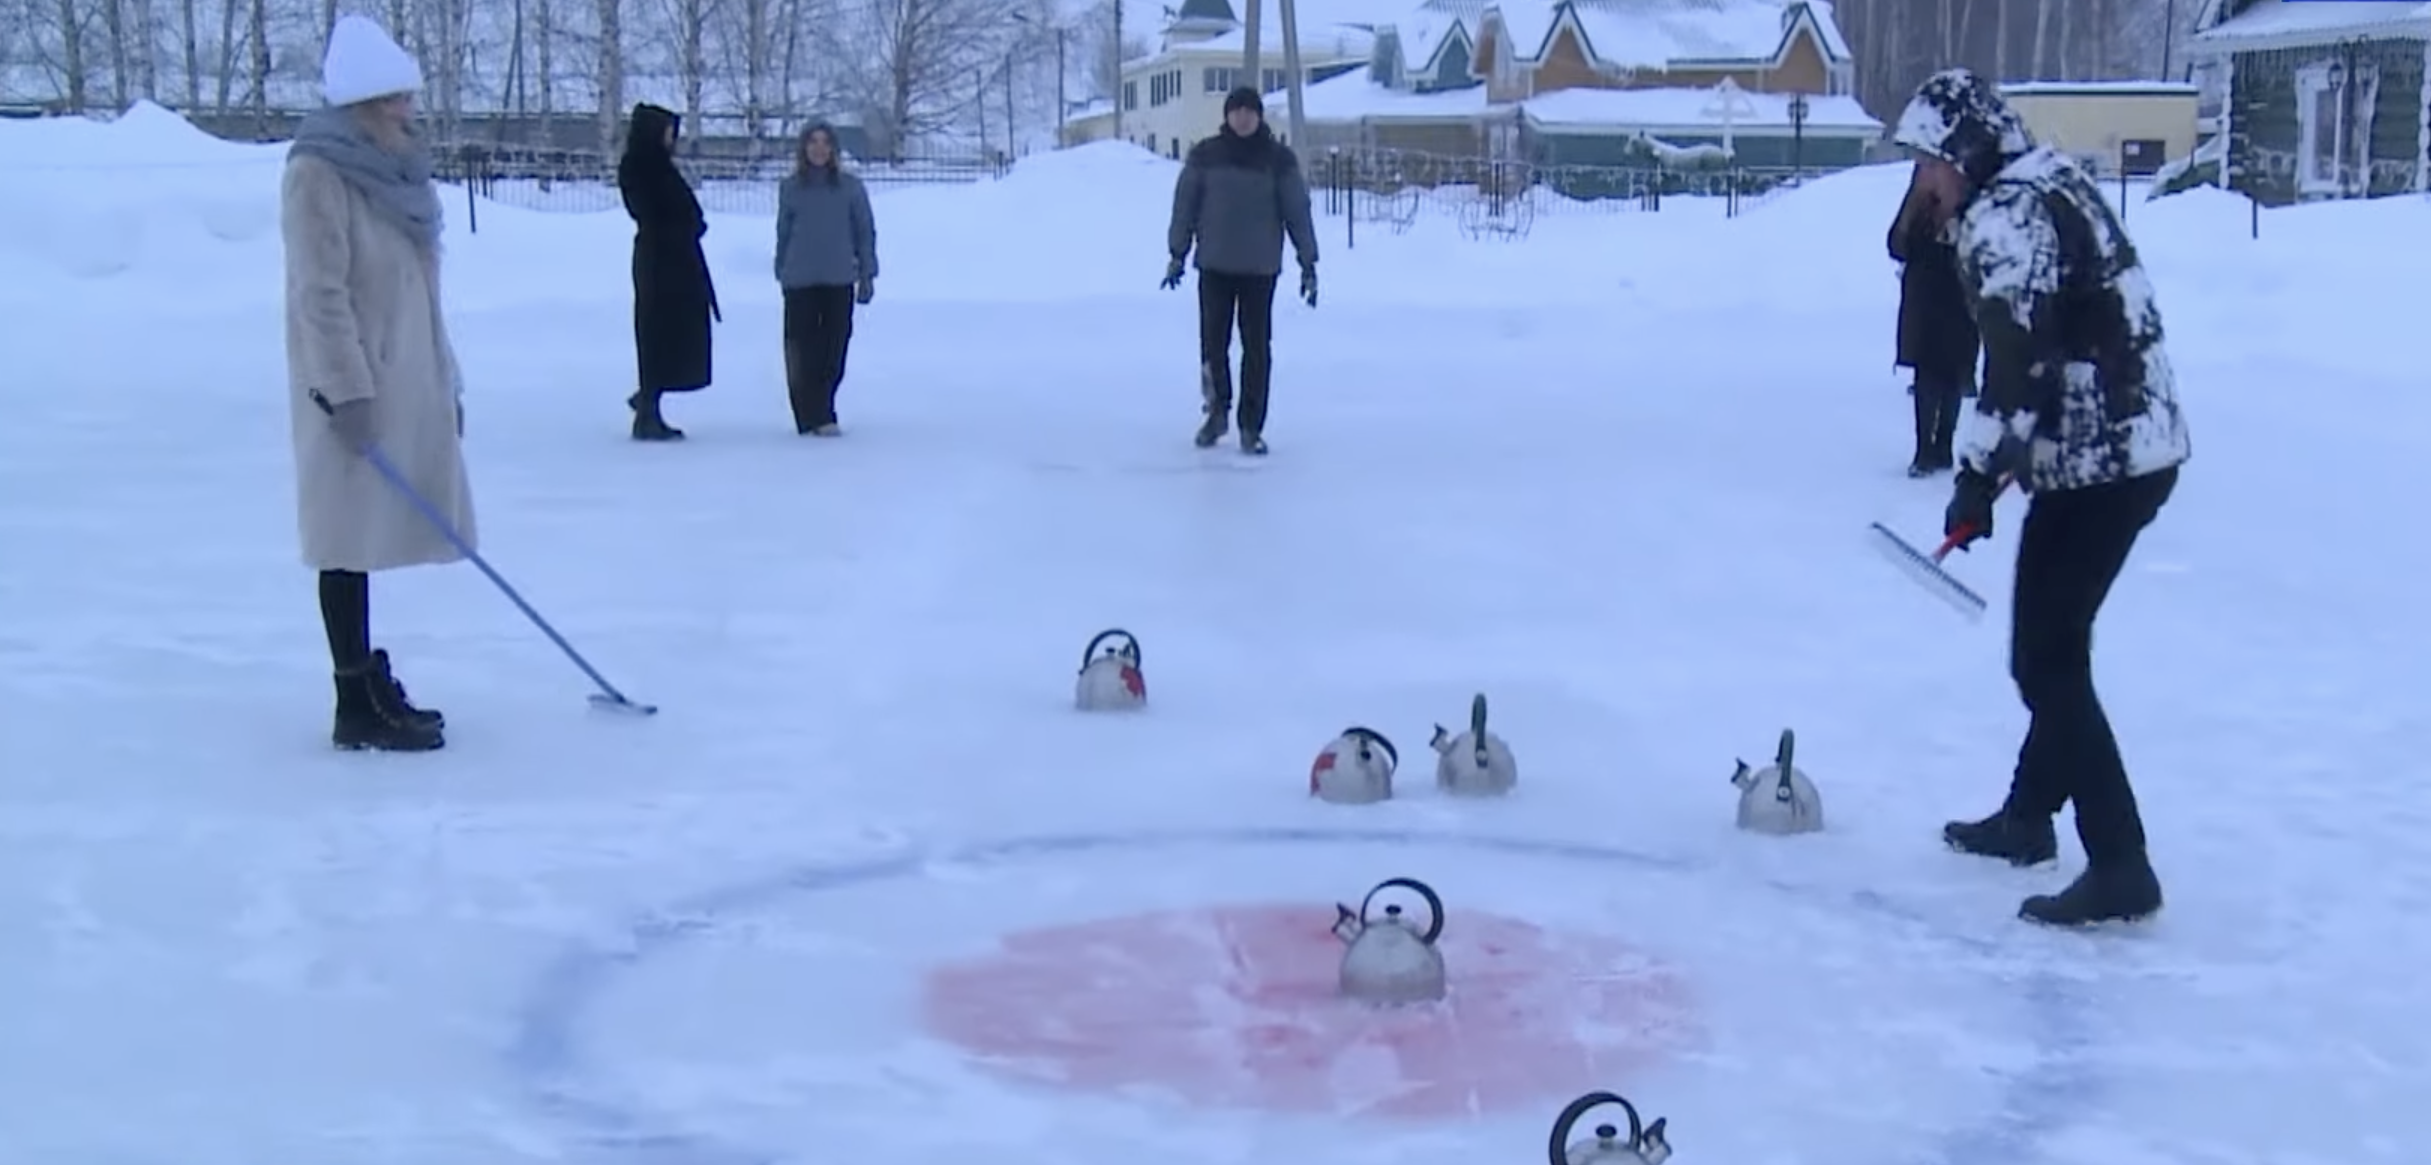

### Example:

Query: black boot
xmin=366 ymin=648 xmax=443 ymax=729
xmin=1927 ymin=389 xmax=1960 ymax=470
xmin=1905 ymin=384 xmax=1936 ymax=477
xmin=333 ymin=654 xmax=445 ymax=752
xmin=2020 ymin=860 xmax=2162 ymax=926
xmin=1195 ymin=360 xmax=1232 ymax=448
xmin=629 ymin=392 xmax=684 ymax=441
xmin=1239 ymin=431 xmax=1268 ymax=456
xmin=1943 ymin=806 xmax=2058 ymax=867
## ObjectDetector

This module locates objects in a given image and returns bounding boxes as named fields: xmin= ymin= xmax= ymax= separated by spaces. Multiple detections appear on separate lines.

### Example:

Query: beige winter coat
xmin=282 ymin=153 xmax=476 ymax=572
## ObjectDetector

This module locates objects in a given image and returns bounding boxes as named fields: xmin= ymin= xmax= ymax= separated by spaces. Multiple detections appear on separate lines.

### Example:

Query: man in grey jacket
xmin=1165 ymin=86 xmax=1319 ymax=455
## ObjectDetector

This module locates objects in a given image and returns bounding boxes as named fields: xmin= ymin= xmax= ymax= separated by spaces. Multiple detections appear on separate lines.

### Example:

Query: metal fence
xmin=442 ymin=144 xmax=1008 ymax=219
xmin=1305 ymin=148 xmax=1819 ymax=244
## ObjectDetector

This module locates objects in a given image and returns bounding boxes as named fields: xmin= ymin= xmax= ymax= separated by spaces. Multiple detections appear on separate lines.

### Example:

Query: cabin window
xmin=2294 ymin=61 xmax=2344 ymax=194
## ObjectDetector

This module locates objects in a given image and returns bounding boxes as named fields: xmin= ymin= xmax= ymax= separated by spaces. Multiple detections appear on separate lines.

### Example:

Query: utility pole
xmin=1056 ymin=28 xmax=1067 ymax=135
xmin=1238 ymin=0 xmax=1304 ymax=146
xmin=1112 ymin=0 xmax=1125 ymax=141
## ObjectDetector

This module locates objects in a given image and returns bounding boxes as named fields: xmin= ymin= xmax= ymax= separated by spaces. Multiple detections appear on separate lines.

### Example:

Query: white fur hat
xmin=322 ymin=14 xmax=424 ymax=106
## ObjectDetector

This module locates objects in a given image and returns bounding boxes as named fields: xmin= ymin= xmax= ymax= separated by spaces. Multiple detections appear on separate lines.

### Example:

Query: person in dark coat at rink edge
xmin=1887 ymin=162 xmax=1980 ymax=477
xmin=618 ymin=102 xmax=720 ymax=441
xmin=1164 ymin=85 xmax=1319 ymax=456
xmin=774 ymin=121 xmax=878 ymax=437
xmin=1897 ymin=68 xmax=2193 ymax=927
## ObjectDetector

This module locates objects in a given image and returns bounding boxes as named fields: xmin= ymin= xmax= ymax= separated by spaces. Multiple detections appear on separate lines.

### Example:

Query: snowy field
xmin=2 ymin=102 xmax=2425 ymax=1165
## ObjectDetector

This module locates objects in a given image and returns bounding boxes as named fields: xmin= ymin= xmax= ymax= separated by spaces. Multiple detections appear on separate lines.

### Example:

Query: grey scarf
xmin=289 ymin=105 xmax=444 ymax=249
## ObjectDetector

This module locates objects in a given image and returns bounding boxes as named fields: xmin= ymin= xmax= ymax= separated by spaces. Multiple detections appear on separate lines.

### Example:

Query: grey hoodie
xmin=776 ymin=164 xmax=878 ymax=289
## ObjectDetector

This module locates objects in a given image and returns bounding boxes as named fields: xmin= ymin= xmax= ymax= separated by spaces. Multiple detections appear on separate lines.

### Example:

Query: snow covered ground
xmin=1 ymin=104 xmax=2425 ymax=1165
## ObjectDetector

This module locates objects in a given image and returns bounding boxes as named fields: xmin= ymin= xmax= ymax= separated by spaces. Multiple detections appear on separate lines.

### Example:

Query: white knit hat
xmin=322 ymin=14 xmax=423 ymax=106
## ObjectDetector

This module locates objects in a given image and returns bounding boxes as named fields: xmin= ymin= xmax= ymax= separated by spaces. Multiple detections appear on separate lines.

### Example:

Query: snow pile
xmin=0 ymin=101 xmax=289 ymax=285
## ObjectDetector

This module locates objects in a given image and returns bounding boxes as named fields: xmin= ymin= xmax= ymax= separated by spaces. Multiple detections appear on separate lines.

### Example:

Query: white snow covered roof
xmin=1297 ymin=70 xmax=1495 ymax=120
xmin=1519 ymin=85 xmax=1880 ymax=132
xmin=1999 ymin=81 xmax=2200 ymax=96
xmin=2187 ymin=0 xmax=2431 ymax=53
xmin=1485 ymin=0 xmax=1851 ymax=71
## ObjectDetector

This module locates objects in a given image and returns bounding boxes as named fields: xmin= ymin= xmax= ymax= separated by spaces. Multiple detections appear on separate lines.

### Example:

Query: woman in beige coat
xmin=282 ymin=13 xmax=476 ymax=753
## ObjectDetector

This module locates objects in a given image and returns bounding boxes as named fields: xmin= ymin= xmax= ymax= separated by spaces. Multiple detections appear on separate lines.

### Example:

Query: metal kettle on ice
xmin=1073 ymin=628 xmax=1146 ymax=711
xmin=1730 ymin=727 xmax=1823 ymax=835
xmin=1332 ymin=876 xmax=1447 ymax=1004
xmin=1549 ymin=1090 xmax=1673 ymax=1165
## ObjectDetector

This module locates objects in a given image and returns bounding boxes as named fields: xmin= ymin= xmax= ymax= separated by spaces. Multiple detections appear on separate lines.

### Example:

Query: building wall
xmin=2001 ymin=92 xmax=2199 ymax=169
xmin=1114 ymin=52 xmax=1336 ymax=155
xmin=2227 ymin=38 xmax=2427 ymax=205
xmin=1486 ymin=22 xmax=1831 ymax=102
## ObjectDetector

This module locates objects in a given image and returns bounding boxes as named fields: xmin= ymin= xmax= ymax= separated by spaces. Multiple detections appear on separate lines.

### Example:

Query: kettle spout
xmin=1428 ymin=724 xmax=1454 ymax=754
xmin=1729 ymin=758 xmax=1755 ymax=789
xmin=1331 ymin=903 xmax=1362 ymax=943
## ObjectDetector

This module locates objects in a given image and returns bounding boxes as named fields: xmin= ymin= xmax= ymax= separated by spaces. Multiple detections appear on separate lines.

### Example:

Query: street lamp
xmin=1786 ymin=92 xmax=1809 ymax=175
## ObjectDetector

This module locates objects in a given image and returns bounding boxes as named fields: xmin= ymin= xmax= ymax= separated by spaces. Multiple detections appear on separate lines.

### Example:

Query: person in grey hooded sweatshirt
xmin=1897 ymin=68 xmax=2192 ymax=928
xmin=1164 ymin=86 xmax=1319 ymax=456
xmin=774 ymin=121 xmax=877 ymax=436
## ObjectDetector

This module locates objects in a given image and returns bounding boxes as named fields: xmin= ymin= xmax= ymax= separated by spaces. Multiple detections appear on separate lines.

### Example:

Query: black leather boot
xmin=1943 ymin=806 xmax=2058 ymax=867
xmin=2021 ymin=860 xmax=2163 ymax=926
xmin=333 ymin=653 xmax=445 ymax=752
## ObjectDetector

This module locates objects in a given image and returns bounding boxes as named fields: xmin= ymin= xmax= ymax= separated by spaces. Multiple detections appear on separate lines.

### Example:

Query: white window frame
xmin=2295 ymin=61 xmax=2345 ymax=196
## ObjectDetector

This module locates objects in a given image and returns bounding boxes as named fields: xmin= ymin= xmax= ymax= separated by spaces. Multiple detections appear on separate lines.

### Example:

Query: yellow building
xmin=1997 ymin=81 xmax=2201 ymax=175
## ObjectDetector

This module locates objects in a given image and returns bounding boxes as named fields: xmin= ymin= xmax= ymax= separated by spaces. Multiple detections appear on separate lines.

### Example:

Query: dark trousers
xmin=2004 ymin=466 xmax=2178 ymax=867
xmin=783 ymin=285 xmax=856 ymax=432
xmin=1910 ymin=373 xmax=1963 ymax=466
xmin=1197 ymin=270 xmax=1280 ymax=436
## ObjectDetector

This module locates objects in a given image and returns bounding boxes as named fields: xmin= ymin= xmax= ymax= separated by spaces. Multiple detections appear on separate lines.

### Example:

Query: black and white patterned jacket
xmin=1892 ymin=69 xmax=2191 ymax=493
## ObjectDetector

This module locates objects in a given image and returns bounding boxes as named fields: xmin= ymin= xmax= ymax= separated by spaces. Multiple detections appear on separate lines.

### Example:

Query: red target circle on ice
xmin=920 ymin=903 xmax=1700 ymax=1119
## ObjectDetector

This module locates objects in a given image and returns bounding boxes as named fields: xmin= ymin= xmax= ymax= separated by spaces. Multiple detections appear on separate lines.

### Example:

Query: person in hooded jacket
xmin=618 ymin=102 xmax=720 ymax=440
xmin=1895 ymin=68 xmax=2193 ymax=927
xmin=774 ymin=122 xmax=878 ymax=436
xmin=1164 ymin=86 xmax=1319 ymax=456
xmin=1887 ymin=163 xmax=1980 ymax=477
xmin=282 ymin=14 xmax=475 ymax=753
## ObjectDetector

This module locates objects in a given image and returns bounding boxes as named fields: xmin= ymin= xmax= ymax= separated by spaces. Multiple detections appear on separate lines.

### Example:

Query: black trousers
xmin=1197 ymin=270 xmax=1279 ymax=437
xmin=783 ymin=285 xmax=856 ymax=432
xmin=2004 ymin=466 xmax=2178 ymax=867
xmin=1910 ymin=372 xmax=1964 ymax=464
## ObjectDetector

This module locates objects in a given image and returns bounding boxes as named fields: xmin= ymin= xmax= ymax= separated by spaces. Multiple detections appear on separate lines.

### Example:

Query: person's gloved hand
xmin=1299 ymin=265 xmax=1318 ymax=307
xmin=1160 ymin=256 xmax=1186 ymax=290
xmin=326 ymin=397 xmax=378 ymax=455
xmin=1944 ymin=467 xmax=2000 ymax=552
xmin=855 ymin=278 xmax=874 ymax=305
xmin=455 ymin=397 xmax=465 ymax=438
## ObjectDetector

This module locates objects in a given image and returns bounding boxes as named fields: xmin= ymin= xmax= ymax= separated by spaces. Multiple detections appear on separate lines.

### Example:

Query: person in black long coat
xmin=617 ymin=103 xmax=719 ymax=441
xmin=1887 ymin=166 xmax=1980 ymax=476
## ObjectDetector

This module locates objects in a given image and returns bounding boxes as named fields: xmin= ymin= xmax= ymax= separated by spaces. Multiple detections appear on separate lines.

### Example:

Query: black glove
xmin=1299 ymin=266 xmax=1317 ymax=307
xmin=855 ymin=278 xmax=874 ymax=306
xmin=1944 ymin=468 xmax=2000 ymax=552
xmin=456 ymin=397 xmax=465 ymax=438
xmin=1160 ymin=256 xmax=1186 ymax=290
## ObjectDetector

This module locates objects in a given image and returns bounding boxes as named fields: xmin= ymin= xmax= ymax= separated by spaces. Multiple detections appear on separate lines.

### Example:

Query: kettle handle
xmin=1342 ymin=726 xmax=1398 ymax=774
xmin=1547 ymin=1091 xmax=1646 ymax=1165
xmin=1359 ymin=876 xmax=1445 ymax=944
xmin=1773 ymin=728 xmax=1797 ymax=798
xmin=1080 ymin=629 xmax=1141 ymax=673
xmin=1469 ymin=693 xmax=1491 ymax=766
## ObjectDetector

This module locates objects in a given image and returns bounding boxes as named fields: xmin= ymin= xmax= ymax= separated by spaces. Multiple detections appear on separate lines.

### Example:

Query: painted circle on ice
xmin=920 ymin=903 xmax=1698 ymax=1118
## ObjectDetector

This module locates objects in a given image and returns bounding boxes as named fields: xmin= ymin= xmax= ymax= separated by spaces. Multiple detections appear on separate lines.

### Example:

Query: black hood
xmin=625 ymin=102 xmax=680 ymax=160
xmin=1891 ymin=68 xmax=2034 ymax=186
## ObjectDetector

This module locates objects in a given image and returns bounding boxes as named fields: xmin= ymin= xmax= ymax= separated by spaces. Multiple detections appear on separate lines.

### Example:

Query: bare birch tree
xmin=595 ymin=0 xmax=622 ymax=152
xmin=819 ymin=0 xmax=1016 ymax=156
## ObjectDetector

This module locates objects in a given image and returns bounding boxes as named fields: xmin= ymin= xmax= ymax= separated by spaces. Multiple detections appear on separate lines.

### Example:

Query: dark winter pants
xmin=783 ymin=285 xmax=856 ymax=432
xmin=2004 ymin=466 xmax=2178 ymax=868
xmin=1911 ymin=373 xmax=1963 ymax=467
xmin=1198 ymin=270 xmax=1279 ymax=437
xmin=318 ymin=569 xmax=370 ymax=670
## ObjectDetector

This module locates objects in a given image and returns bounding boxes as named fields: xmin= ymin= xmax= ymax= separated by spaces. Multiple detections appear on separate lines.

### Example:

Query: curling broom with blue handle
xmin=310 ymin=390 xmax=658 ymax=716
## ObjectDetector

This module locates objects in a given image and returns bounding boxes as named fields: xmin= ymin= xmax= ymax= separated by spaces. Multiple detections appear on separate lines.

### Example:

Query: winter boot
xmin=1195 ymin=360 xmax=1232 ymax=448
xmin=1239 ymin=431 xmax=1268 ymax=456
xmin=366 ymin=648 xmax=443 ymax=730
xmin=1927 ymin=396 xmax=1959 ymax=471
xmin=1906 ymin=384 xmax=1937 ymax=477
xmin=2020 ymin=860 xmax=2163 ymax=926
xmin=333 ymin=655 xmax=445 ymax=752
xmin=1943 ymin=806 xmax=2058 ymax=867
xmin=629 ymin=392 xmax=684 ymax=441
